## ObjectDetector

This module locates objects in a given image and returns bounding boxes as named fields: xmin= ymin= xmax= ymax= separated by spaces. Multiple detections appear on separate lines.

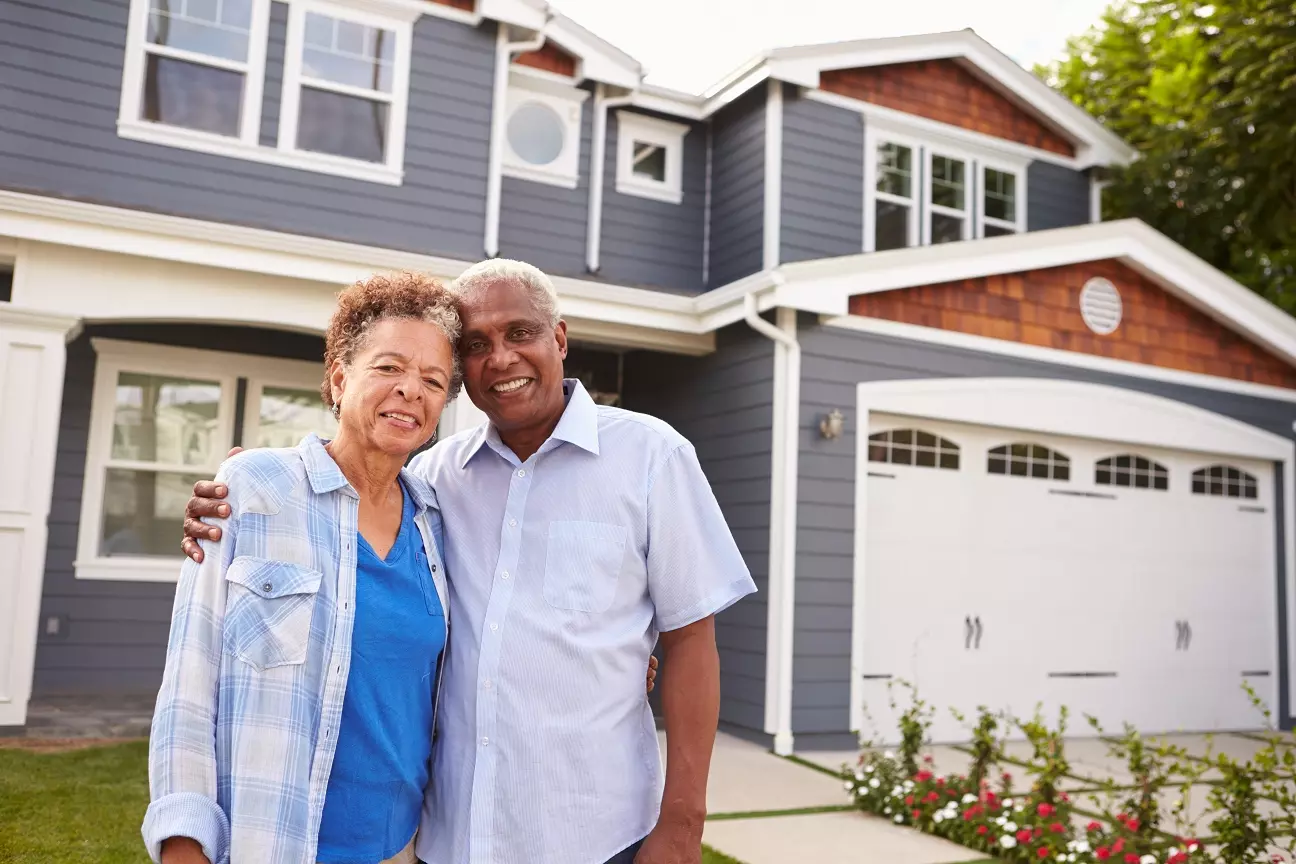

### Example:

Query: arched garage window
xmin=868 ymin=429 xmax=960 ymax=469
xmin=1192 ymin=464 xmax=1258 ymax=499
xmin=987 ymin=443 xmax=1070 ymax=480
xmin=1096 ymin=454 xmax=1168 ymax=490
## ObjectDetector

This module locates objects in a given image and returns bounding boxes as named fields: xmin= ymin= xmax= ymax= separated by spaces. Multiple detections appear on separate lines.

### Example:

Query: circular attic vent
xmin=1079 ymin=277 xmax=1123 ymax=335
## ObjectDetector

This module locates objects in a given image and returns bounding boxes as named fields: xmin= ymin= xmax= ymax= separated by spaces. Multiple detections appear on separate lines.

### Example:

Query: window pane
xmin=984 ymin=224 xmax=1015 ymax=238
xmin=930 ymin=212 xmax=964 ymax=244
xmin=148 ymin=0 xmax=250 ymax=62
xmin=297 ymin=86 xmax=388 ymax=162
xmin=301 ymin=12 xmax=395 ymax=93
xmin=632 ymin=143 xmax=666 ymax=182
xmin=255 ymin=386 xmax=337 ymax=449
xmin=875 ymin=201 xmax=910 ymax=251
xmin=112 ymin=372 xmax=222 ymax=465
xmin=101 ymin=468 xmax=208 ymax=557
xmin=876 ymin=143 xmax=913 ymax=198
xmin=142 ymin=55 xmax=243 ymax=136
xmin=984 ymin=168 xmax=1016 ymax=222
xmin=930 ymin=155 xmax=966 ymax=210
xmin=507 ymin=100 xmax=566 ymax=166
xmin=915 ymin=449 xmax=936 ymax=468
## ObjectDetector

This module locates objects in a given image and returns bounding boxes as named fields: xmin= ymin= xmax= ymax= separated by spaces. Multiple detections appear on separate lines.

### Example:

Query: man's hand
xmin=646 ymin=654 xmax=658 ymax=695
xmin=180 ymin=447 xmax=242 ymax=564
xmin=160 ymin=837 xmax=211 ymax=864
xmin=633 ymin=816 xmax=703 ymax=864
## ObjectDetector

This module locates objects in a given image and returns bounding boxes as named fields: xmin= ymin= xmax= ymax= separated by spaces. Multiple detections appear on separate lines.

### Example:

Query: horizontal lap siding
xmin=259 ymin=2 xmax=288 ymax=148
xmin=1028 ymin=161 xmax=1091 ymax=231
xmin=781 ymin=86 xmax=863 ymax=264
xmin=0 ymin=1 xmax=493 ymax=258
xmin=598 ymin=111 xmax=706 ymax=293
xmin=623 ymin=325 xmax=774 ymax=732
xmin=32 ymin=324 xmax=326 ymax=696
xmin=792 ymin=316 xmax=1296 ymax=735
xmin=707 ymin=88 xmax=765 ymax=288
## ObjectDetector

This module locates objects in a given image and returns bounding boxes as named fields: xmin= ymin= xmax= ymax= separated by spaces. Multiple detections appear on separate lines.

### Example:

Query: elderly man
xmin=181 ymin=258 xmax=756 ymax=864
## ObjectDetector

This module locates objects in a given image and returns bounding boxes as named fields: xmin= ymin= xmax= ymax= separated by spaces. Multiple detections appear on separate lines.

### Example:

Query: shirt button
xmin=481 ymin=737 xmax=489 ymax=747
xmin=483 ymin=679 xmax=492 ymax=689
xmin=501 ymin=570 xmax=510 ymax=579
xmin=262 ymin=582 xmax=272 ymax=592
xmin=517 ymin=469 xmax=526 ymax=477
xmin=508 ymin=518 xmax=517 ymax=527
xmin=490 ymin=623 xmax=498 ymax=632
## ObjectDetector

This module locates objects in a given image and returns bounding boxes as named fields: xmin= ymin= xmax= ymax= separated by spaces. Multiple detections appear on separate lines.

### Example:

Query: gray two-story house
xmin=4 ymin=0 xmax=1296 ymax=751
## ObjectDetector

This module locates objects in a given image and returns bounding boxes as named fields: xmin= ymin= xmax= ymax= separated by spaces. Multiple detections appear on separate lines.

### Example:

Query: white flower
xmin=1074 ymin=841 xmax=1090 ymax=854
xmin=1003 ymin=798 xmax=1014 ymax=807
xmin=1004 ymin=821 xmax=1018 ymax=833
xmin=1000 ymin=836 xmax=1018 ymax=850
xmin=903 ymin=780 xmax=915 ymax=791
xmin=1141 ymin=855 xmax=1157 ymax=864
xmin=884 ymin=807 xmax=892 ymax=815
xmin=869 ymin=778 xmax=881 ymax=789
xmin=865 ymin=765 xmax=875 ymax=774
xmin=844 ymin=780 xmax=855 ymax=791
xmin=995 ymin=817 xmax=1006 ymax=827
xmin=884 ymin=750 xmax=896 ymax=760
xmin=855 ymin=770 xmax=865 ymax=781
xmin=934 ymin=812 xmax=945 ymax=824
xmin=962 ymin=794 xmax=978 ymax=804
xmin=894 ymin=814 xmax=904 ymax=823
xmin=1188 ymin=844 xmax=1200 ymax=854
xmin=1015 ymin=805 xmax=1024 ymax=813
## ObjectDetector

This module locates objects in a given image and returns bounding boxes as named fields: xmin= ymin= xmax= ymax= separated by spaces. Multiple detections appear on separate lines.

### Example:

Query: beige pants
xmin=320 ymin=836 xmax=416 ymax=864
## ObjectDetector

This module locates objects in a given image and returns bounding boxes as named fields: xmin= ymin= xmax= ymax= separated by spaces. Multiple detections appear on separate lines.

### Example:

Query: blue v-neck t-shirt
xmin=317 ymin=483 xmax=447 ymax=863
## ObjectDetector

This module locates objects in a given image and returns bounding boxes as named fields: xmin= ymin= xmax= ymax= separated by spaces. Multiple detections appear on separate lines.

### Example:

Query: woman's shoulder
xmin=218 ymin=447 xmax=310 ymax=510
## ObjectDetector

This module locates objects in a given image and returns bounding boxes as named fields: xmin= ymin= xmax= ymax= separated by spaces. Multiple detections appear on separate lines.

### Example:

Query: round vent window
xmin=1079 ymin=277 xmax=1123 ymax=335
xmin=506 ymin=101 xmax=565 ymax=166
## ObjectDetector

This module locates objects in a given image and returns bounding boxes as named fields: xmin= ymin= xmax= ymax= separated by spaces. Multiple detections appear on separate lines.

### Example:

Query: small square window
xmin=615 ymin=110 xmax=689 ymax=204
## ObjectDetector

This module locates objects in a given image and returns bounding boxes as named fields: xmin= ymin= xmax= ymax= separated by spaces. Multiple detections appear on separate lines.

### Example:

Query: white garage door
xmin=857 ymin=413 xmax=1277 ymax=744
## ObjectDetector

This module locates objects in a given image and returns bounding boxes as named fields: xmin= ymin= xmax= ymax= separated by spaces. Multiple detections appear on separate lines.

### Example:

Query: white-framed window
xmin=866 ymin=429 xmax=960 ymax=470
xmin=502 ymin=70 xmax=588 ymax=189
xmin=75 ymin=340 xmax=335 ymax=582
xmin=1095 ymin=454 xmax=1169 ymax=491
xmin=864 ymin=126 xmax=1027 ymax=252
xmin=1191 ymin=464 xmax=1259 ymax=500
xmin=117 ymin=0 xmax=416 ymax=185
xmin=614 ymin=111 xmax=688 ymax=204
xmin=987 ymin=443 xmax=1070 ymax=480
xmin=278 ymin=0 xmax=413 ymax=179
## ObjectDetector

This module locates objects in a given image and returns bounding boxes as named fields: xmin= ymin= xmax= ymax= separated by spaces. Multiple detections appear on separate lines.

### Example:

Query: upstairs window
xmin=871 ymin=141 xmax=918 ymax=251
xmin=1191 ymin=465 xmax=1258 ymax=499
xmin=615 ymin=111 xmax=688 ymax=204
xmin=868 ymin=429 xmax=960 ymax=470
xmin=502 ymin=71 xmax=588 ymax=188
xmin=980 ymin=164 xmax=1023 ymax=236
xmin=1096 ymin=455 xmax=1168 ymax=491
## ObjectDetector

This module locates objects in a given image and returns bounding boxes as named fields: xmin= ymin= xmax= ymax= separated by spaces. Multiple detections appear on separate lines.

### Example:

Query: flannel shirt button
xmin=262 ymin=582 xmax=272 ymax=592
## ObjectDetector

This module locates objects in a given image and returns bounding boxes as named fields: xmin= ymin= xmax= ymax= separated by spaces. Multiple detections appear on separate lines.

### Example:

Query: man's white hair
xmin=451 ymin=258 xmax=561 ymax=326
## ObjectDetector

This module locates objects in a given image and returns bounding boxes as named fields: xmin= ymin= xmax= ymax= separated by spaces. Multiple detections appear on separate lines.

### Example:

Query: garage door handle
xmin=973 ymin=615 xmax=983 ymax=650
xmin=1175 ymin=620 xmax=1184 ymax=650
xmin=1184 ymin=621 xmax=1192 ymax=650
xmin=965 ymin=616 xmax=973 ymax=650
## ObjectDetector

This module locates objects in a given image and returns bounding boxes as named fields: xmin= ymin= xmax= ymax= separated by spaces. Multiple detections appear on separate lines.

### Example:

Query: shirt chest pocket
xmin=542 ymin=521 xmax=627 ymax=613
xmin=224 ymin=557 xmax=324 ymax=671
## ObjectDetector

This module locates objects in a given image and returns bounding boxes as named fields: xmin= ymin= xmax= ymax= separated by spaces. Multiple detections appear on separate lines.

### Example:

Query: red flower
xmin=936 ymin=777 xmax=946 ymax=786
xmin=986 ymin=792 xmax=998 ymax=803
xmin=1126 ymin=818 xmax=1140 ymax=832
xmin=976 ymin=825 xmax=988 ymax=835
xmin=1096 ymin=848 xmax=1111 ymax=861
xmin=1116 ymin=813 xmax=1129 ymax=824
xmin=912 ymin=809 xmax=922 ymax=821
xmin=1034 ymin=828 xmax=1044 ymax=840
xmin=1086 ymin=821 xmax=1103 ymax=832
xmin=1113 ymin=838 xmax=1125 ymax=854
xmin=923 ymin=791 xmax=940 ymax=804
xmin=988 ymin=836 xmax=997 ymax=845
xmin=1124 ymin=855 xmax=1141 ymax=864
xmin=915 ymin=771 xmax=933 ymax=783
xmin=1271 ymin=856 xmax=1286 ymax=864
xmin=923 ymin=753 xmax=935 ymax=764
xmin=1168 ymin=855 xmax=1188 ymax=864
xmin=1038 ymin=848 xmax=1050 ymax=859
xmin=1002 ymin=771 xmax=1012 ymax=780
xmin=1016 ymin=830 xmax=1033 ymax=844
xmin=905 ymin=796 xmax=914 ymax=806
xmin=1061 ymin=791 xmax=1071 ymax=802
xmin=1049 ymin=822 xmax=1064 ymax=834
xmin=1037 ymin=802 xmax=1056 ymax=818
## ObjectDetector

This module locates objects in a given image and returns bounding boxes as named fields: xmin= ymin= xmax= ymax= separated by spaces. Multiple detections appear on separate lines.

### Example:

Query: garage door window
xmin=1192 ymin=464 xmax=1258 ymax=499
xmin=987 ymin=443 xmax=1070 ymax=480
xmin=868 ymin=429 xmax=960 ymax=469
xmin=1096 ymin=454 xmax=1168 ymax=490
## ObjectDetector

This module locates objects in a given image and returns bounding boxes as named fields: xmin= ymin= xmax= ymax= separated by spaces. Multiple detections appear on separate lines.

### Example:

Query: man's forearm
xmin=657 ymin=616 xmax=720 ymax=829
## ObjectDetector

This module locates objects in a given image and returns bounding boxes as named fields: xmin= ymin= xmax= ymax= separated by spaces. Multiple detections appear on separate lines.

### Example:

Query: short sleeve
xmin=646 ymin=443 xmax=757 ymax=632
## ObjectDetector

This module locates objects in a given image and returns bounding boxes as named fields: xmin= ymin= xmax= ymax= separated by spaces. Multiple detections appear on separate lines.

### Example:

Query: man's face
xmin=459 ymin=278 xmax=568 ymax=434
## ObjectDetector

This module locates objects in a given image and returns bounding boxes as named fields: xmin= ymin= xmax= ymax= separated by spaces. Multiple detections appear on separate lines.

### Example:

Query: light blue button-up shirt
xmin=412 ymin=380 xmax=756 ymax=864
xmin=142 ymin=435 xmax=449 ymax=864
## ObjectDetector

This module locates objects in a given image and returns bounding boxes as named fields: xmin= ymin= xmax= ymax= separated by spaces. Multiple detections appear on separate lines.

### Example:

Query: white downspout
xmin=485 ymin=24 xmax=546 ymax=258
xmin=744 ymin=288 xmax=800 ymax=756
xmin=586 ymin=83 xmax=635 ymax=273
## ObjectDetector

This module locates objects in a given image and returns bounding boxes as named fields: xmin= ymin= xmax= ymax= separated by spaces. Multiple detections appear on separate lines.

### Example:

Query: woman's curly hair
xmin=321 ymin=270 xmax=463 ymax=409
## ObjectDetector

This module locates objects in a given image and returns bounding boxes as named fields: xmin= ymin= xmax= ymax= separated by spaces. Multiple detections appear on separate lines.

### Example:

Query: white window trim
xmin=923 ymin=146 xmax=973 ymax=246
xmin=976 ymin=159 xmax=1026 ymax=237
xmin=502 ymin=70 xmax=589 ymax=190
xmin=277 ymin=0 xmax=414 ymax=185
xmin=614 ymin=111 xmax=688 ymax=205
xmin=75 ymin=339 xmax=325 ymax=583
xmin=117 ymin=0 xmax=415 ymax=186
xmin=862 ymin=128 xmax=922 ymax=253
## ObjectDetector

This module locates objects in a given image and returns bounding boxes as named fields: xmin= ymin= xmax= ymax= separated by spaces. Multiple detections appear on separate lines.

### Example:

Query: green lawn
xmin=0 ymin=740 xmax=745 ymax=864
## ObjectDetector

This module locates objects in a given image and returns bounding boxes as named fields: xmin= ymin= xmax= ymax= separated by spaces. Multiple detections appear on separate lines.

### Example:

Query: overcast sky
xmin=548 ymin=0 xmax=1112 ymax=93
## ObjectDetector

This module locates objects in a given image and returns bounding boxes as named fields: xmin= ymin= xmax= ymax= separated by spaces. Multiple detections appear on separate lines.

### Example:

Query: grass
xmin=0 ymin=739 xmax=748 ymax=864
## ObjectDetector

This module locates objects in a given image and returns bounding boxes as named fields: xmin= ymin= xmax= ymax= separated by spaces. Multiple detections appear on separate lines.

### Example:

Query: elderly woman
xmin=143 ymin=272 xmax=458 ymax=864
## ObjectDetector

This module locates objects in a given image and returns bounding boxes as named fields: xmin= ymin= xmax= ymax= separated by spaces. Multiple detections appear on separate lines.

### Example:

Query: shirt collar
xmin=459 ymin=378 xmax=601 ymax=468
xmin=297 ymin=433 xmax=439 ymax=512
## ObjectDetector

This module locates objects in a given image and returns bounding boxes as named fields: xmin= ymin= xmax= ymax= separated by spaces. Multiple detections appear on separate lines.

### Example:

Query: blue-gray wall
xmin=33 ymin=323 xmax=327 ymax=695
xmin=781 ymin=85 xmax=864 ymax=265
xmin=0 ymin=1 xmax=494 ymax=259
xmin=792 ymin=317 xmax=1295 ymax=746
xmin=624 ymin=324 xmax=776 ymax=733
xmin=1028 ymin=161 xmax=1092 ymax=231
xmin=259 ymin=2 xmax=289 ymax=148
xmin=707 ymin=87 xmax=766 ymax=288
xmin=598 ymin=110 xmax=706 ymax=293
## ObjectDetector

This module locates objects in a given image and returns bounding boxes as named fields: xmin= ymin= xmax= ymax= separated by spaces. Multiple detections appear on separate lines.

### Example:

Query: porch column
xmin=0 ymin=304 xmax=81 ymax=726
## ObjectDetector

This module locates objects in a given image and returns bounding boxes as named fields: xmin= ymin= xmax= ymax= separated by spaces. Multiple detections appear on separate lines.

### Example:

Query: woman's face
xmin=329 ymin=317 xmax=454 ymax=457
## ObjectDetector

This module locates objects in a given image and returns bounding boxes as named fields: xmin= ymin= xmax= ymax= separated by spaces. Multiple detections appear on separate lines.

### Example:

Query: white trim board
xmin=847 ymin=377 xmax=1296 ymax=735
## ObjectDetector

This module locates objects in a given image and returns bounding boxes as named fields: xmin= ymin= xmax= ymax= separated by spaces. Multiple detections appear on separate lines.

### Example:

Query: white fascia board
xmin=544 ymin=13 xmax=642 ymax=89
xmin=632 ymin=85 xmax=706 ymax=121
xmin=476 ymin=0 xmax=546 ymax=30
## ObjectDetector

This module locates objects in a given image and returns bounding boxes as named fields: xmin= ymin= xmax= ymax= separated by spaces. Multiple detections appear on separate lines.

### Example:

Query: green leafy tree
xmin=1039 ymin=0 xmax=1296 ymax=310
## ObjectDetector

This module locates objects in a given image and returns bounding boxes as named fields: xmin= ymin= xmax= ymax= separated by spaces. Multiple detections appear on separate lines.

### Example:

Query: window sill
xmin=117 ymin=120 xmax=404 ymax=186
xmin=75 ymin=557 xmax=183 ymax=583
xmin=503 ymin=162 xmax=579 ymax=190
xmin=614 ymin=178 xmax=683 ymax=205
